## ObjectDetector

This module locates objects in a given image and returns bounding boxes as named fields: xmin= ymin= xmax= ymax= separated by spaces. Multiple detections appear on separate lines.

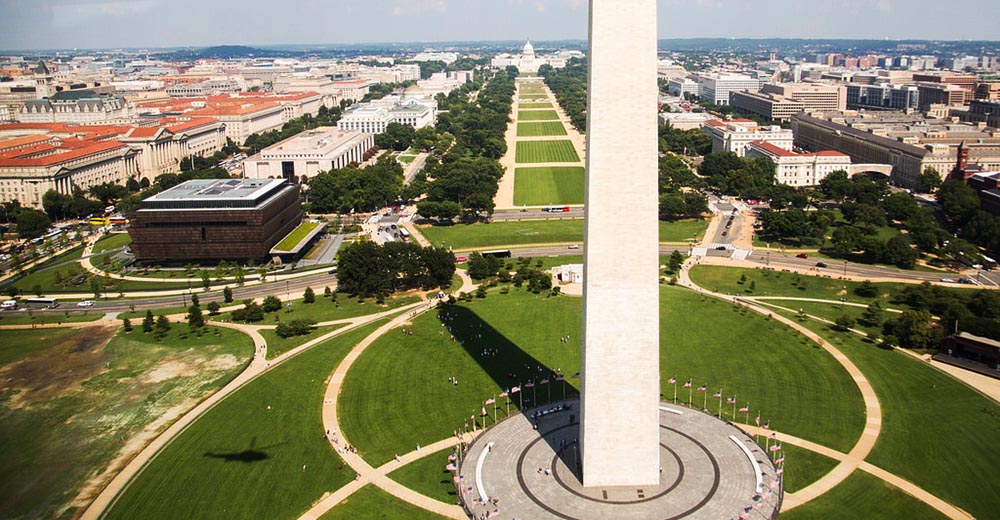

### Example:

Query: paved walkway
xmin=679 ymin=260 xmax=973 ymax=519
xmin=80 ymin=302 xmax=424 ymax=520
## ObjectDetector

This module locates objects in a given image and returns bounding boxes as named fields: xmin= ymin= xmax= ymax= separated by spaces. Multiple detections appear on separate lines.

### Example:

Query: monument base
xmin=456 ymin=400 xmax=782 ymax=520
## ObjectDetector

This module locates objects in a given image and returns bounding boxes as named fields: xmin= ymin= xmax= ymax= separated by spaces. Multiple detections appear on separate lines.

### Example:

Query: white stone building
xmin=242 ymin=126 xmax=374 ymax=182
xmin=701 ymin=119 xmax=794 ymax=157
xmin=745 ymin=140 xmax=851 ymax=186
xmin=19 ymin=91 xmax=132 ymax=123
xmin=337 ymin=97 xmax=436 ymax=134
xmin=695 ymin=73 xmax=761 ymax=105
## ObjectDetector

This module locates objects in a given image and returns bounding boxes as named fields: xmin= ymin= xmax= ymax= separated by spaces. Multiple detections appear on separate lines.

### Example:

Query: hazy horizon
xmin=1 ymin=0 xmax=999 ymax=52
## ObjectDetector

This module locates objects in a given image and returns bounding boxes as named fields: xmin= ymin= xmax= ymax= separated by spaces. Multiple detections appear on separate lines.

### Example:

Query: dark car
xmin=815 ymin=262 xmax=827 ymax=268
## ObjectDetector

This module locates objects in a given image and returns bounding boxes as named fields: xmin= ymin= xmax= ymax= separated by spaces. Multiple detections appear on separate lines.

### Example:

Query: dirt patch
xmin=0 ymin=324 xmax=117 ymax=409
xmin=140 ymin=360 xmax=198 ymax=384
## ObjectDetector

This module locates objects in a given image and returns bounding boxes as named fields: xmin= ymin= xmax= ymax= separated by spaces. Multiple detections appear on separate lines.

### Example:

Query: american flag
xmin=739 ymin=406 xmax=749 ymax=413
xmin=484 ymin=398 xmax=495 ymax=405
xmin=571 ymin=372 xmax=580 ymax=379
xmin=769 ymin=443 xmax=782 ymax=452
xmin=727 ymin=396 xmax=737 ymax=404
xmin=668 ymin=377 xmax=677 ymax=384
xmin=498 ymin=391 xmax=508 ymax=398
xmin=540 ymin=378 xmax=549 ymax=385
xmin=445 ymin=463 xmax=457 ymax=471
xmin=525 ymin=382 xmax=535 ymax=388
xmin=712 ymin=390 xmax=722 ymax=398
xmin=755 ymin=414 xmax=761 ymax=426
xmin=683 ymin=380 xmax=692 ymax=388
xmin=555 ymin=375 xmax=564 ymax=381
xmin=481 ymin=407 xmax=487 ymax=416
xmin=775 ymin=456 xmax=784 ymax=465
xmin=776 ymin=467 xmax=784 ymax=476
xmin=697 ymin=385 xmax=707 ymax=392
xmin=763 ymin=421 xmax=770 ymax=430
xmin=510 ymin=386 xmax=520 ymax=393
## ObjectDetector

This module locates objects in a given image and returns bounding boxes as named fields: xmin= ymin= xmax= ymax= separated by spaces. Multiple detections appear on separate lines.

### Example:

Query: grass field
xmin=517 ymin=110 xmax=560 ymax=121
xmin=259 ymin=324 xmax=346 ymax=359
xmin=319 ymin=485 xmax=449 ymax=520
xmin=658 ymin=219 xmax=710 ymax=243
xmin=518 ymin=102 xmax=553 ymax=109
xmin=221 ymin=294 xmax=420 ymax=325
xmin=780 ymin=443 xmax=839 ymax=494
xmin=0 ymin=311 xmax=104 ymax=326
xmin=1 ymin=325 xmax=252 ymax=520
xmin=388 ymin=452 xmax=459 ymax=504
xmin=516 ymin=122 xmax=567 ymax=136
xmin=785 ymin=316 xmax=1000 ymax=520
xmin=93 ymin=233 xmax=131 ymax=254
xmin=779 ymin=471 xmax=948 ymax=520
xmin=689 ymin=265 xmax=915 ymax=303
xmin=759 ymin=299 xmax=889 ymax=337
xmin=513 ymin=167 xmax=584 ymax=205
xmin=274 ymin=222 xmax=319 ymax=251
xmin=339 ymin=286 xmax=865 ymax=466
xmin=420 ymin=219 xmax=584 ymax=250
xmin=104 ymin=322 xmax=382 ymax=520
xmin=515 ymin=140 xmax=580 ymax=163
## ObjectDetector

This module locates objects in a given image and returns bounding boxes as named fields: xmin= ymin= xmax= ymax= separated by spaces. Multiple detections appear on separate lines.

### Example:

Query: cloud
xmin=534 ymin=2 xmax=545 ymax=12
xmin=695 ymin=0 xmax=724 ymax=7
xmin=564 ymin=0 xmax=584 ymax=9
xmin=873 ymin=0 xmax=892 ymax=12
xmin=390 ymin=0 xmax=447 ymax=16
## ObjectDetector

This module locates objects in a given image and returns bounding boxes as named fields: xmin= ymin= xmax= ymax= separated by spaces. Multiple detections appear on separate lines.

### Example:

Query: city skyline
xmin=0 ymin=0 xmax=999 ymax=52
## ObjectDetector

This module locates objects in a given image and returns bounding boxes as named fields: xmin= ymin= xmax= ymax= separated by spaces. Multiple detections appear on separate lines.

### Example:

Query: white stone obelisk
xmin=580 ymin=0 xmax=660 ymax=487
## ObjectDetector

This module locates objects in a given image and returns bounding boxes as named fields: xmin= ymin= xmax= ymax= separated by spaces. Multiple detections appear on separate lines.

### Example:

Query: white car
xmin=568 ymin=244 xmax=580 ymax=249
xmin=77 ymin=300 xmax=95 ymax=307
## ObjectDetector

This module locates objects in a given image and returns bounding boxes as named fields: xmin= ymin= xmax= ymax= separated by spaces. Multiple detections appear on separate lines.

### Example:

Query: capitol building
xmin=491 ymin=40 xmax=579 ymax=75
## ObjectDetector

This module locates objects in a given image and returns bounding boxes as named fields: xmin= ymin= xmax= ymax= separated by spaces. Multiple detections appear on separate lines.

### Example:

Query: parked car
xmin=796 ymin=253 xmax=809 ymax=259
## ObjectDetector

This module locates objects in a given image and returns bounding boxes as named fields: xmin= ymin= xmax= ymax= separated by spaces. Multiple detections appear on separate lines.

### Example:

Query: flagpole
xmin=718 ymin=389 xmax=723 ymax=418
xmin=732 ymin=397 xmax=736 ymax=420
xmin=506 ymin=394 xmax=510 ymax=417
xmin=547 ymin=381 xmax=551 ymax=404
xmin=562 ymin=379 xmax=566 ymax=402
xmin=493 ymin=394 xmax=497 ymax=425
xmin=703 ymin=387 xmax=707 ymax=410
xmin=672 ymin=379 xmax=677 ymax=404
xmin=688 ymin=381 xmax=692 ymax=407
xmin=519 ymin=386 xmax=523 ymax=411
xmin=532 ymin=382 xmax=536 ymax=406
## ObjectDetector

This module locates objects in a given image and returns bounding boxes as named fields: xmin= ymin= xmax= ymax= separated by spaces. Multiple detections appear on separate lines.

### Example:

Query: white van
xmin=1 ymin=300 xmax=17 ymax=310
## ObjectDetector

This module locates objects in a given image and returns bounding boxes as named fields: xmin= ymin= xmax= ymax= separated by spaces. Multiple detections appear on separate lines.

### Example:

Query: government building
xmin=745 ymin=140 xmax=851 ymax=187
xmin=242 ymin=126 xmax=375 ymax=183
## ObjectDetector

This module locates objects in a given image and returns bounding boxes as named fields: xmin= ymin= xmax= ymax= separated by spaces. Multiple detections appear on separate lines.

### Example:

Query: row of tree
xmin=335 ymin=241 xmax=455 ymax=299
xmin=540 ymin=59 xmax=586 ymax=131
xmin=307 ymin=157 xmax=405 ymax=214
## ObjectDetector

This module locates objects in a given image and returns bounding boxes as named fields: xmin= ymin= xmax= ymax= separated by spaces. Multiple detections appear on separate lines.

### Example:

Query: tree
xmin=938 ymin=180 xmax=982 ymax=227
xmin=303 ymin=287 xmax=316 ymax=304
xmin=324 ymin=286 xmax=332 ymax=298
xmin=142 ymin=310 xmax=154 ymax=333
xmin=374 ymin=122 xmax=416 ymax=151
xmin=835 ymin=314 xmax=856 ymax=331
xmin=917 ymin=167 xmax=943 ymax=194
xmin=275 ymin=319 xmax=317 ymax=338
xmin=187 ymin=304 xmax=205 ymax=330
xmin=206 ymin=301 xmax=221 ymax=315
xmin=819 ymin=170 xmax=852 ymax=201
xmin=860 ymin=301 xmax=884 ymax=327
xmin=223 ymin=286 xmax=234 ymax=303
xmin=16 ymin=209 xmax=51 ymax=239
xmin=262 ymin=295 xmax=282 ymax=313
xmin=201 ymin=271 xmax=211 ymax=291
xmin=89 ymin=276 xmax=102 ymax=298
xmin=882 ymin=192 xmax=919 ymax=222
xmin=190 ymin=293 xmax=199 ymax=307
xmin=231 ymin=300 xmax=264 ymax=322
xmin=668 ymin=251 xmax=683 ymax=273
xmin=885 ymin=234 xmax=919 ymax=269
xmin=122 ymin=317 xmax=132 ymax=332
xmin=883 ymin=309 xmax=940 ymax=350
xmin=154 ymin=314 xmax=171 ymax=339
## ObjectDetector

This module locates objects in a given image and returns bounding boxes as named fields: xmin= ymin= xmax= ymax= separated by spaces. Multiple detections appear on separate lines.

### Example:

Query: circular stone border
xmin=456 ymin=400 xmax=782 ymax=520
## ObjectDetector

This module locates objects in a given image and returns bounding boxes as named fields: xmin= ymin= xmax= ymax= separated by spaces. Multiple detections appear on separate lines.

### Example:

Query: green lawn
xmin=517 ymin=122 xmax=567 ymax=136
xmin=274 ymin=222 xmax=319 ymax=251
xmin=1 ymin=325 xmax=251 ymax=520
xmin=517 ymin=110 xmax=560 ymax=121
xmin=221 ymin=294 xmax=420 ymax=325
xmin=419 ymin=219 xmax=584 ymax=250
xmin=518 ymin=102 xmax=552 ymax=109
xmin=388 ymin=452 xmax=459 ymax=505
xmin=103 ymin=323 xmax=382 ymax=520
xmin=779 ymin=471 xmax=948 ymax=520
xmin=513 ymin=167 xmax=584 ymax=205
xmin=93 ymin=233 xmax=131 ymax=254
xmin=339 ymin=286 xmax=865 ymax=466
xmin=319 ymin=485 xmax=449 ymax=520
xmin=780 ymin=443 xmax=839 ymax=494
xmin=689 ymin=266 xmax=912 ymax=303
xmin=0 ymin=311 xmax=104 ymax=326
xmin=515 ymin=140 xmax=580 ymax=163
xmin=759 ymin=299 xmax=888 ymax=337
xmin=658 ymin=219 xmax=710 ymax=243
xmin=259 ymin=324 xmax=347 ymax=359
xmin=785 ymin=316 xmax=1000 ymax=520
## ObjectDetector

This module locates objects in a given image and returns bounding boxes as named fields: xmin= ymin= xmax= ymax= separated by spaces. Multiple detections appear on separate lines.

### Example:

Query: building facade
xmin=696 ymin=73 xmax=761 ymax=105
xmin=19 ymin=91 xmax=132 ymax=124
xmin=745 ymin=140 xmax=851 ymax=186
xmin=242 ymin=126 xmax=375 ymax=182
xmin=701 ymin=119 xmax=794 ymax=157
xmin=128 ymin=178 xmax=302 ymax=262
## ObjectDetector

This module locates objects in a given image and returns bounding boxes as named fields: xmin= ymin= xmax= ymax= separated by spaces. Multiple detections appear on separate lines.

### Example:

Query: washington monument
xmin=579 ymin=0 xmax=661 ymax=487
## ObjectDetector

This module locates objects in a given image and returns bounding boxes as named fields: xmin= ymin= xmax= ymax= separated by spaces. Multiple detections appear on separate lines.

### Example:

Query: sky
xmin=1 ymin=0 xmax=999 ymax=51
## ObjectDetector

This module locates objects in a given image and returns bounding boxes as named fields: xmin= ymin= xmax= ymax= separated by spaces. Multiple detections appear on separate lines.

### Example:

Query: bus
xmin=399 ymin=228 xmax=411 ymax=242
xmin=481 ymin=249 xmax=512 ymax=259
xmin=89 ymin=217 xmax=110 ymax=226
xmin=544 ymin=206 xmax=571 ymax=213
xmin=24 ymin=297 xmax=59 ymax=309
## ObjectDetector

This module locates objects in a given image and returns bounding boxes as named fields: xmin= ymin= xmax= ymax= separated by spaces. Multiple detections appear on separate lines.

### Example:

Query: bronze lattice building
xmin=129 ymin=178 xmax=301 ymax=262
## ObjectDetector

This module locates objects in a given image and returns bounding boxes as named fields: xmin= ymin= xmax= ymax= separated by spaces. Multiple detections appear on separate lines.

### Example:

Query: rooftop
xmin=139 ymin=178 xmax=292 ymax=211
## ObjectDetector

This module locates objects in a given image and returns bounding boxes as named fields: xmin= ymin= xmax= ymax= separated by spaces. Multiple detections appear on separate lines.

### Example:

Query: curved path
xmin=678 ymin=260 xmax=972 ymax=519
xmin=80 ymin=302 xmax=423 ymax=520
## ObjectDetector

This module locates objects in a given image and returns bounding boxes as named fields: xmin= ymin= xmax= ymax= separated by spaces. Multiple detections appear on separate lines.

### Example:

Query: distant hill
xmin=156 ymin=45 xmax=286 ymax=60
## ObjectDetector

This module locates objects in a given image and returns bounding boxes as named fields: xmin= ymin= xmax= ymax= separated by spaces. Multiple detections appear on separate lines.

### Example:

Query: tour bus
xmin=24 ymin=297 xmax=59 ymax=309
xmin=481 ymin=249 xmax=512 ymax=259
xmin=544 ymin=206 xmax=571 ymax=213
xmin=89 ymin=217 xmax=110 ymax=226
xmin=398 ymin=228 xmax=411 ymax=242
xmin=1 ymin=300 xmax=17 ymax=310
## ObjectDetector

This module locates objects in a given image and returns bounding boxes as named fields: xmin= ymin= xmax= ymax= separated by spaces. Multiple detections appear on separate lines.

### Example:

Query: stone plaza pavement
xmin=459 ymin=401 xmax=780 ymax=520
